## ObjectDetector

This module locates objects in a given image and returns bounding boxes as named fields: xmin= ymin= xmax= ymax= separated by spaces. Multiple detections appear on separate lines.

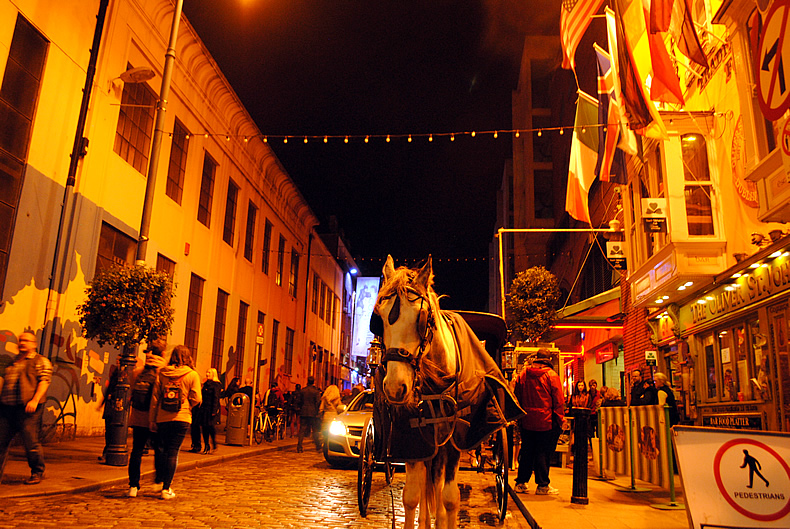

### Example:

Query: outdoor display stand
xmin=673 ymin=426 xmax=790 ymax=529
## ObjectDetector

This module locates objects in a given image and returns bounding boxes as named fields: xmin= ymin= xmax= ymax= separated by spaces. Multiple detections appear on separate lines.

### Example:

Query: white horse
xmin=374 ymin=255 xmax=461 ymax=529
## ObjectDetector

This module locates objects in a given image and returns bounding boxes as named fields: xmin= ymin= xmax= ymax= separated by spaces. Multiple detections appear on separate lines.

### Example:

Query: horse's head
xmin=373 ymin=255 xmax=436 ymax=405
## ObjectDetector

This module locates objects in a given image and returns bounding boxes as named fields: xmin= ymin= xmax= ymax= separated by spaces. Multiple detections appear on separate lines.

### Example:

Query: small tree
xmin=77 ymin=264 xmax=175 ymax=349
xmin=506 ymin=266 xmax=560 ymax=342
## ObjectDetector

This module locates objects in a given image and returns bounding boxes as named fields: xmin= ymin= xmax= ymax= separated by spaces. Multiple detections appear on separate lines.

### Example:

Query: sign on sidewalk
xmin=673 ymin=426 xmax=790 ymax=528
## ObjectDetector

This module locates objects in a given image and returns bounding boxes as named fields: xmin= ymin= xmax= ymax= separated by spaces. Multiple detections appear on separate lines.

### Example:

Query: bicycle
xmin=253 ymin=407 xmax=285 ymax=443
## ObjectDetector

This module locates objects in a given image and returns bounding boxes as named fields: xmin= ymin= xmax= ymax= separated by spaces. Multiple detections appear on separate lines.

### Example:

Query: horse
xmin=372 ymin=256 xmax=522 ymax=529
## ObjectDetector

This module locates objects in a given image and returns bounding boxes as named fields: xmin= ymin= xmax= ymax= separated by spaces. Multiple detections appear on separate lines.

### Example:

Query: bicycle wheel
xmin=277 ymin=415 xmax=286 ymax=440
xmin=253 ymin=415 xmax=263 ymax=444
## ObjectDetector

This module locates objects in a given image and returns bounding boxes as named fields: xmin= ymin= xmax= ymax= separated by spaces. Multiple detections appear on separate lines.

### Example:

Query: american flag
xmin=561 ymin=0 xmax=606 ymax=70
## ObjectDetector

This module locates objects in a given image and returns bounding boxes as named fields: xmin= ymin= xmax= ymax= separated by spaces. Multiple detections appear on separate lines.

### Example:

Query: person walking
xmin=297 ymin=376 xmax=321 ymax=453
xmin=149 ymin=345 xmax=201 ymax=500
xmin=319 ymin=384 xmax=343 ymax=447
xmin=0 ymin=332 xmax=52 ymax=485
xmin=512 ymin=348 xmax=565 ymax=495
xmin=200 ymin=368 xmax=223 ymax=454
xmin=98 ymin=357 xmax=121 ymax=463
xmin=740 ymin=449 xmax=769 ymax=488
xmin=126 ymin=339 xmax=166 ymax=497
xmin=290 ymin=383 xmax=303 ymax=438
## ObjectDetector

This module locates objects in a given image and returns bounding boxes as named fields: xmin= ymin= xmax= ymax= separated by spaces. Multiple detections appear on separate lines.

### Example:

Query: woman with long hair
xmin=149 ymin=345 xmax=201 ymax=499
xmin=569 ymin=380 xmax=589 ymax=409
xmin=319 ymin=384 xmax=343 ymax=448
xmin=201 ymin=368 xmax=223 ymax=453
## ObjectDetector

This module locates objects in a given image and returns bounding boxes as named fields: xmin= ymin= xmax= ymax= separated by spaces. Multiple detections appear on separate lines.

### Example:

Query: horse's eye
xmin=406 ymin=293 xmax=421 ymax=303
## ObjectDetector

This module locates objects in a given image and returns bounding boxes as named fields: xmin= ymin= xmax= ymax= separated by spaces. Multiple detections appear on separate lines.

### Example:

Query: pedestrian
xmin=629 ymin=368 xmax=657 ymax=406
xmin=201 ymin=368 xmax=223 ymax=454
xmin=600 ymin=386 xmax=626 ymax=407
xmin=587 ymin=379 xmax=602 ymax=439
xmin=653 ymin=372 xmax=680 ymax=426
xmin=297 ymin=376 xmax=321 ymax=453
xmin=319 ymin=384 xmax=343 ymax=446
xmin=263 ymin=382 xmax=285 ymax=441
xmin=126 ymin=339 xmax=167 ymax=497
xmin=0 ymin=331 xmax=52 ymax=485
xmin=98 ymin=357 xmax=121 ymax=462
xmin=569 ymin=380 xmax=589 ymax=410
xmin=512 ymin=348 xmax=565 ymax=495
xmin=290 ymin=383 xmax=303 ymax=438
xmin=149 ymin=345 xmax=201 ymax=500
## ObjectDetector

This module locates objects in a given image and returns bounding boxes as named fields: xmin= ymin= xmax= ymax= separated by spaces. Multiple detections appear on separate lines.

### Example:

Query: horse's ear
xmin=415 ymin=256 xmax=433 ymax=289
xmin=383 ymin=255 xmax=396 ymax=281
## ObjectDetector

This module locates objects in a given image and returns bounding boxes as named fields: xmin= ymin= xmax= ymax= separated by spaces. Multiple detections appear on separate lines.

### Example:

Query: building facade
xmin=0 ymin=0 xmax=350 ymax=438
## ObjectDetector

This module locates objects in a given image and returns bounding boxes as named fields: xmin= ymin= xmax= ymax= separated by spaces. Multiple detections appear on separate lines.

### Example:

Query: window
xmin=312 ymin=272 xmax=319 ymax=314
xmin=284 ymin=327 xmax=295 ymax=375
xmin=211 ymin=290 xmax=228 ymax=371
xmin=197 ymin=152 xmax=216 ymax=227
xmin=235 ymin=301 xmax=249 ymax=379
xmin=276 ymin=235 xmax=286 ymax=286
xmin=332 ymin=295 xmax=338 ymax=329
xmin=244 ymin=200 xmax=257 ymax=262
xmin=261 ymin=219 xmax=272 ymax=274
xmin=165 ymin=119 xmax=189 ymax=204
xmin=289 ymin=249 xmax=300 ymax=297
xmin=682 ymin=134 xmax=715 ymax=236
xmin=156 ymin=253 xmax=176 ymax=278
xmin=114 ymin=64 xmax=156 ymax=174
xmin=320 ymin=282 xmax=327 ymax=322
xmin=0 ymin=15 xmax=47 ymax=294
xmin=95 ymin=222 xmax=136 ymax=273
xmin=701 ymin=318 xmax=762 ymax=404
xmin=269 ymin=319 xmax=280 ymax=387
xmin=185 ymin=274 xmax=205 ymax=359
xmin=639 ymin=142 xmax=668 ymax=258
xmin=223 ymin=179 xmax=239 ymax=246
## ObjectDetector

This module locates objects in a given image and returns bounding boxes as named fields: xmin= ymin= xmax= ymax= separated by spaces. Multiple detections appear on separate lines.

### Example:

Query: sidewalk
xmin=0 ymin=430 xmax=297 ymax=499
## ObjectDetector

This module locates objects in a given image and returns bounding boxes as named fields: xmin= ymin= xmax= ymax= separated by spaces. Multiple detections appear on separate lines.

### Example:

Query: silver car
xmin=324 ymin=389 xmax=374 ymax=467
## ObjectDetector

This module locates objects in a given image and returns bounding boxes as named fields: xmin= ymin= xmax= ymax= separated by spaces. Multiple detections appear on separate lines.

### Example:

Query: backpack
xmin=161 ymin=375 xmax=186 ymax=413
xmin=130 ymin=368 xmax=158 ymax=411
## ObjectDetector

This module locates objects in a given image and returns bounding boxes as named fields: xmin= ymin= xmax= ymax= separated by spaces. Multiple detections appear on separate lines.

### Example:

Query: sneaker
xmin=153 ymin=481 xmax=164 ymax=492
xmin=535 ymin=485 xmax=559 ymax=495
xmin=161 ymin=488 xmax=176 ymax=500
xmin=514 ymin=483 xmax=529 ymax=494
xmin=128 ymin=487 xmax=138 ymax=498
xmin=24 ymin=474 xmax=43 ymax=485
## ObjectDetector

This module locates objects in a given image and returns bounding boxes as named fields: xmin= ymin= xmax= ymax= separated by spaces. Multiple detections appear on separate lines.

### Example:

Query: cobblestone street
xmin=0 ymin=446 xmax=529 ymax=528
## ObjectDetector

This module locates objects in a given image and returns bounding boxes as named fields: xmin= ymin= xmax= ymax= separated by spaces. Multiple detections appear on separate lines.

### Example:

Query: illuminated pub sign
xmin=679 ymin=254 xmax=790 ymax=333
xmin=595 ymin=343 xmax=616 ymax=364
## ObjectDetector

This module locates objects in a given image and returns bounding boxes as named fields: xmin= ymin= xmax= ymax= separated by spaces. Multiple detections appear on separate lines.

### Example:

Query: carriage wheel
xmin=492 ymin=427 xmax=509 ymax=521
xmin=357 ymin=417 xmax=375 ymax=517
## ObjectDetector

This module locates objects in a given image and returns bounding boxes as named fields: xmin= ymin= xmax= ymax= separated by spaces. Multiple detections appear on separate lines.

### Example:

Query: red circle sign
xmin=757 ymin=0 xmax=790 ymax=120
xmin=713 ymin=438 xmax=790 ymax=522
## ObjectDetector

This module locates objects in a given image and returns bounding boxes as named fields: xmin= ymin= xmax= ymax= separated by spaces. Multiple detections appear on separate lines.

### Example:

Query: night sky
xmin=182 ymin=1 xmax=559 ymax=311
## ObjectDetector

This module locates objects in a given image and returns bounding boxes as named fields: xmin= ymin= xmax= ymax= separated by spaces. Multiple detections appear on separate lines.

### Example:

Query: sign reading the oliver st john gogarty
xmin=674 ymin=426 xmax=790 ymax=529
xmin=679 ymin=255 xmax=790 ymax=332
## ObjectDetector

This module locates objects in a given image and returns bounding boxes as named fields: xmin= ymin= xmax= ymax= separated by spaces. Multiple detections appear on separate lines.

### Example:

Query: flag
xmin=561 ymin=0 xmax=606 ymax=70
xmin=594 ymin=44 xmax=619 ymax=182
xmin=566 ymin=91 xmax=599 ymax=224
xmin=604 ymin=7 xmax=637 ymax=155
xmin=669 ymin=0 xmax=708 ymax=68
xmin=649 ymin=0 xmax=674 ymax=33
xmin=647 ymin=19 xmax=685 ymax=105
xmin=613 ymin=0 xmax=668 ymax=140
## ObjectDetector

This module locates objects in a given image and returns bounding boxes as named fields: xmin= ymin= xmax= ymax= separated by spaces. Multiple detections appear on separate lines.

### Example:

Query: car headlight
xmin=329 ymin=419 xmax=348 ymax=436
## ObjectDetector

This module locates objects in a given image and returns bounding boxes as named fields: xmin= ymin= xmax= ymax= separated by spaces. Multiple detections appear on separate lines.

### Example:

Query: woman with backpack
xmin=149 ymin=345 xmax=201 ymax=500
xmin=126 ymin=340 xmax=166 ymax=497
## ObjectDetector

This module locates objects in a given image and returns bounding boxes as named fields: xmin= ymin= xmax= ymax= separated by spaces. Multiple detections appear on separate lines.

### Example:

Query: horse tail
xmin=424 ymin=457 xmax=437 ymax=518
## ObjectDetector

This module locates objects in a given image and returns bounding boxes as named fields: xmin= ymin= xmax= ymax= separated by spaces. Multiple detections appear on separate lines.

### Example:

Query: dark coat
xmin=299 ymin=384 xmax=321 ymax=418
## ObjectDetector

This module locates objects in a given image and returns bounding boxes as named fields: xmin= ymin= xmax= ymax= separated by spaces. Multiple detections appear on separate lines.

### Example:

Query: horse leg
xmin=403 ymin=461 xmax=426 ymax=529
xmin=437 ymin=447 xmax=461 ymax=529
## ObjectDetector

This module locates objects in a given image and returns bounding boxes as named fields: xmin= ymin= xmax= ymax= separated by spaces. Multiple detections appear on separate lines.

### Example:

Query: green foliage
xmin=77 ymin=264 xmax=175 ymax=350
xmin=506 ymin=266 xmax=560 ymax=342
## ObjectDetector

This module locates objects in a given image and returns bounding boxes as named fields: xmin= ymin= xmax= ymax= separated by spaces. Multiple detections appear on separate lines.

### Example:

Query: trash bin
xmin=226 ymin=393 xmax=250 ymax=446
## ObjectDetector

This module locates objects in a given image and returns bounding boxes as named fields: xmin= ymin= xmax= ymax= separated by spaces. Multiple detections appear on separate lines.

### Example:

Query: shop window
xmin=114 ymin=63 xmax=155 ymax=174
xmin=703 ymin=333 xmax=717 ymax=399
xmin=682 ymin=134 xmax=715 ymax=236
xmin=702 ymin=318 xmax=761 ymax=403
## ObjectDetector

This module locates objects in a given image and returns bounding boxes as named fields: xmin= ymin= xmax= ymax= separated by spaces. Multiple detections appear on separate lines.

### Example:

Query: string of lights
xmin=167 ymin=124 xmax=604 ymax=144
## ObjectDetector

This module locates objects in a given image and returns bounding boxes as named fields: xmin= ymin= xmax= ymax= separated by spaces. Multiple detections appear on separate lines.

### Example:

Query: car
xmin=323 ymin=389 xmax=374 ymax=467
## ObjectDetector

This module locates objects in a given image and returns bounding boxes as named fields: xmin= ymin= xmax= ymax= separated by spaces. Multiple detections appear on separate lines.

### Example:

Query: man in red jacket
xmin=513 ymin=348 xmax=566 ymax=495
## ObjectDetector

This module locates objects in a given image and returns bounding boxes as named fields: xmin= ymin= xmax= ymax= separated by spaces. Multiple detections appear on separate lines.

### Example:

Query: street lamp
xmin=501 ymin=341 xmax=516 ymax=381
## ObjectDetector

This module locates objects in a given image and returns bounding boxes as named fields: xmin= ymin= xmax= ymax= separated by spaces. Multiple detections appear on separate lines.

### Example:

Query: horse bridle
xmin=372 ymin=288 xmax=435 ymax=371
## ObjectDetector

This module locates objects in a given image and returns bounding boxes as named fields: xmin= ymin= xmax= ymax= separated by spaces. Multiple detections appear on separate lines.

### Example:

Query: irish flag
xmin=566 ymin=91 xmax=599 ymax=224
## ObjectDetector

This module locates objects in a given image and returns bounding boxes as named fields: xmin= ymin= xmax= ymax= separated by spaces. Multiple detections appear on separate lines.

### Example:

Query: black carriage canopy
xmin=370 ymin=310 xmax=525 ymax=462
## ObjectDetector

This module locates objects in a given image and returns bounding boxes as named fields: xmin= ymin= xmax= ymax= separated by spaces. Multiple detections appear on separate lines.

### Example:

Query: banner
xmin=351 ymin=276 xmax=381 ymax=359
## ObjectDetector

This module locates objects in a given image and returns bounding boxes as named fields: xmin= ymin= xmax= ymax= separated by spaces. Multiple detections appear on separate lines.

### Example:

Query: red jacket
xmin=513 ymin=361 xmax=564 ymax=432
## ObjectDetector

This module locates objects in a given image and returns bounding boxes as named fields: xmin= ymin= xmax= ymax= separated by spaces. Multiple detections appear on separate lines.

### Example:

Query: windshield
xmin=348 ymin=391 xmax=374 ymax=412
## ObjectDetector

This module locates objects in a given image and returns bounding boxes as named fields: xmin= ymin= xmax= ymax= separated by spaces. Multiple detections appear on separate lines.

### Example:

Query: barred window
xmin=185 ymin=274 xmax=205 ymax=359
xmin=197 ymin=152 xmax=216 ymax=227
xmin=223 ymin=179 xmax=239 ymax=246
xmin=165 ymin=119 xmax=189 ymax=204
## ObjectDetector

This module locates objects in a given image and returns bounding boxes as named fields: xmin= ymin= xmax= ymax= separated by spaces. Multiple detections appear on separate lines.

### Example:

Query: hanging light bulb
xmin=537 ymin=130 xmax=542 ymax=137
xmin=283 ymin=137 xmax=288 ymax=143
xmin=471 ymin=131 xmax=476 ymax=137
xmin=243 ymin=136 xmax=248 ymax=143
xmin=204 ymin=133 xmax=209 ymax=139
xmin=386 ymin=135 xmax=391 ymax=142
xmin=408 ymin=135 xmax=412 ymax=142
xmin=225 ymin=135 xmax=230 ymax=142
xmin=581 ymin=127 xmax=586 ymax=134
xmin=559 ymin=128 xmax=564 ymax=135
xmin=514 ymin=131 xmax=519 ymax=138
xmin=263 ymin=136 xmax=268 ymax=143
xmin=493 ymin=131 xmax=498 ymax=139
xmin=365 ymin=136 xmax=369 ymax=143
xmin=185 ymin=134 xmax=191 ymax=140
xmin=344 ymin=136 xmax=349 ymax=143
xmin=304 ymin=136 xmax=308 ymax=143
xmin=428 ymin=134 xmax=433 ymax=142
xmin=450 ymin=134 xmax=455 ymax=141
xmin=324 ymin=136 xmax=328 ymax=143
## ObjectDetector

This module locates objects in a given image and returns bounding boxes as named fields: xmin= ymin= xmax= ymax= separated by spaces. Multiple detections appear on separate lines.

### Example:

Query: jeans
xmin=0 ymin=403 xmax=45 ymax=477
xmin=517 ymin=426 xmax=561 ymax=488
xmin=297 ymin=416 xmax=320 ymax=450
xmin=157 ymin=421 xmax=189 ymax=489
xmin=128 ymin=426 xmax=163 ymax=489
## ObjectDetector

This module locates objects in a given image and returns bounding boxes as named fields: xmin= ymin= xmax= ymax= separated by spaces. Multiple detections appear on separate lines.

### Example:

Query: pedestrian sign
xmin=674 ymin=426 xmax=790 ymax=528
xmin=757 ymin=0 xmax=790 ymax=120
xmin=645 ymin=350 xmax=657 ymax=366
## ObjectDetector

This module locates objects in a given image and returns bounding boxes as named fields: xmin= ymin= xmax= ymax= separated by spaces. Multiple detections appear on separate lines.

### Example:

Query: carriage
xmin=356 ymin=259 xmax=523 ymax=528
